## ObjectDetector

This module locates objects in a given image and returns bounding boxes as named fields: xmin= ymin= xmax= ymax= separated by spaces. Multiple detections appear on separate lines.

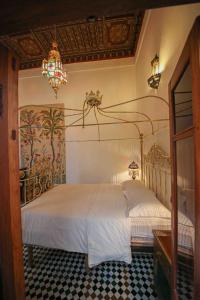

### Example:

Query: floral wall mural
xmin=20 ymin=104 xmax=66 ymax=183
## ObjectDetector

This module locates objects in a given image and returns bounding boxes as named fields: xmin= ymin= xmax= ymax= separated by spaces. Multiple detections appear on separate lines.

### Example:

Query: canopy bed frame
xmin=19 ymin=142 xmax=171 ymax=208
xmin=20 ymin=143 xmax=172 ymax=270
xmin=18 ymin=94 xmax=169 ymax=140
xmin=19 ymin=142 xmax=171 ymax=209
xmin=18 ymin=91 xmax=172 ymax=273
xmin=144 ymin=144 xmax=171 ymax=210
xmin=18 ymin=93 xmax=169 ymax=187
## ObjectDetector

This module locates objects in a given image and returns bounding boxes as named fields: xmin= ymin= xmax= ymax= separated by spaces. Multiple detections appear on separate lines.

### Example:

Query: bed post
xmin=85 ymin=254 xmax=90 ymax=273
xmin=27 ymin=245 xmax=34 ymax=268
xmin=140 ymin=133 xmax=144 ymax=181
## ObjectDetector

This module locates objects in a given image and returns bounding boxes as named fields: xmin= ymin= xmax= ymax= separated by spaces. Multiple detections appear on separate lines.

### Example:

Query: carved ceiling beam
xmin=0 ymin=0 xmax=199 ymax=36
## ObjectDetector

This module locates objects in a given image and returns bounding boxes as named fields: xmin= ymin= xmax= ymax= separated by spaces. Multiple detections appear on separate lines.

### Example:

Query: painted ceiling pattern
xmin=0 ymin=12 xmax=144 ymax=69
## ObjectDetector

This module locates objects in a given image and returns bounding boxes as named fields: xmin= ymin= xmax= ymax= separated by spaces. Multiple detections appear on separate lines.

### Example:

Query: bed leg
xmin=85 ymin=255 xmax=90 ymax=273
xmin=28 ymin=245 xmax=34 ymax=268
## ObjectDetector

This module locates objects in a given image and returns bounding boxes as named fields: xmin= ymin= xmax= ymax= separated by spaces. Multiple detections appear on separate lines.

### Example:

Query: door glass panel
xmin=173 ymin=64 xmax=193 ymax=133
xmin=176 ymin=136 xmax=194 ymax=299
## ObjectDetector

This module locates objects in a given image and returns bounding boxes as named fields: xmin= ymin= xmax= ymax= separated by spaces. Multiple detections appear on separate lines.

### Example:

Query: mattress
xmin=130 ymin=216 xmax=171 ymax=244
xmin=130 ymin=213 xmax=193 ymax=253
xmin=122 ymin=180 xmax=193 ymax=252
xmin=21 ymin=183 xmax=132 ymax=267
xmin=22 ymin=181 xmax=194 ymax=266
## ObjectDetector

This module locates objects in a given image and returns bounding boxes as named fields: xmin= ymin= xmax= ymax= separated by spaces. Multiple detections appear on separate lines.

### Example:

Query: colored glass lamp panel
xmin=49 ymin=77 xmax=61 ymax=88
xmin=42 ymin=41 xmax=67 ymax=97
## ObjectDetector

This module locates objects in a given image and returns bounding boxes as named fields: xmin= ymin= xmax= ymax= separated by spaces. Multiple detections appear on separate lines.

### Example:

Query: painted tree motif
xmin=20 ymin=105 xmax=66 ymax=183
xmin=40 ymin=108 xmax=65 ymax=173
xmin=20 ymin=110 xmax=41 ymax=168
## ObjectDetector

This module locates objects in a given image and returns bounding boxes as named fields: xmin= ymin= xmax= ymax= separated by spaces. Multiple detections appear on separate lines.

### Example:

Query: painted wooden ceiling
xmin=0 ymin=12 xmax=144 ymax=69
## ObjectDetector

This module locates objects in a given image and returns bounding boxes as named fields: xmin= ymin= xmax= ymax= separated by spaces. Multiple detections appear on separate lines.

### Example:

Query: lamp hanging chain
xmin=54 ymin=24 xmax=57 ymax=43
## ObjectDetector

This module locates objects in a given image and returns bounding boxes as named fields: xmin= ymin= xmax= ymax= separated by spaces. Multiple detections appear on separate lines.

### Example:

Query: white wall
xmin=19 ymin=58 xmax=139 ymax=183
xmin=136 ymin=3 xmax=200 ymax=154
xmin=19 ymin=3 xmax=200 ymax=184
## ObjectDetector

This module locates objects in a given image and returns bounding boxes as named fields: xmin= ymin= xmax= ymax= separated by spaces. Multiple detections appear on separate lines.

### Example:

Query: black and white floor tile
xmin=24 ymin=246 xmax=158 ymax=300
xmin=177 ymin=263 xmax=193 ymax=300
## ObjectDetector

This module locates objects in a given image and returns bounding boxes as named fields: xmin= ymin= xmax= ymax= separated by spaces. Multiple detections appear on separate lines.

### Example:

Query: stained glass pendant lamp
xmin=42 ymin=40 xmax=67 ymax=98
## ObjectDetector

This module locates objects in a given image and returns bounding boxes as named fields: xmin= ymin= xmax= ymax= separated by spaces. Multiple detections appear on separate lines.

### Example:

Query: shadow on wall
xmin=66 ymin=140 xmax=140 ymax=184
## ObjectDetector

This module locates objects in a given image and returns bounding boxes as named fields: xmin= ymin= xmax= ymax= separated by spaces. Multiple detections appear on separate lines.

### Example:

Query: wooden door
xmin=0 ymin=45 xmax=25 ymax=300
xmin=169 ymin=17 xmax=200 ymax=300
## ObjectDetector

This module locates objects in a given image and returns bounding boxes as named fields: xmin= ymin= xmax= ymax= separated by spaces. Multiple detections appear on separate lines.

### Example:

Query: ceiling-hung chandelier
xmin=42 ymin=39 xmax=67 ymax=98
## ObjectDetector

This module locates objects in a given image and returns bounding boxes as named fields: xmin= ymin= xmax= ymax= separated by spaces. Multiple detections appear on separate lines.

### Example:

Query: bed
xmin=22 ymin=183 xmax=132 ymax=267
xmin=21 ymin=144 xmax=177 ymax=268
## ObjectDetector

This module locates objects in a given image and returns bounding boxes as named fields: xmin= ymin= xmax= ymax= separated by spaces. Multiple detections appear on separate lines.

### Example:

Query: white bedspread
xmin=22 ymin=184 xmax=132 ymax=267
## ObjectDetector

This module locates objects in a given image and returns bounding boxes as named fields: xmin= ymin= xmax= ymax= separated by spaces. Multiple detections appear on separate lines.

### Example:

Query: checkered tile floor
xmin=24 ymin=246 xmax=158 ymax=300
xmin=177 ymin=263 xmax=193 ymax=300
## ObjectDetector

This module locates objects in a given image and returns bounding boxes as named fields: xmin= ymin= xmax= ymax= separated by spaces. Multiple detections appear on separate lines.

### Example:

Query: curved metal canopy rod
xmin=19 ymin=95 xmax=169 ymax=112
xmin=101 ymin=95 xmax=169 ymax=110
xmin=80 ymin=94 xmax=168 ymax=139
xmin=99 ymin=109 xmax=154 ymax=135
xmin=18 ymin=104 xmax=83 ymax=112
xmin=67 ymin=106 xmax=92 ymax=128
xmin=19 ymin=94 xmax=169 ymax=141
xmin=97 ymin=107 xmax=141 ymax=137
xmin=64 ymin=103 xmax=89 ymax=117
xmin=94 ymin=107 xmax=101 ymax=141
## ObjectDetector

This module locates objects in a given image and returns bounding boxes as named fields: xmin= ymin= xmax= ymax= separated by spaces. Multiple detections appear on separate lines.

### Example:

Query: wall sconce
xmin=128 ymin=161 xmax=139 ymax=180
xmin=147 ymin=54 xmax=161 ymax=89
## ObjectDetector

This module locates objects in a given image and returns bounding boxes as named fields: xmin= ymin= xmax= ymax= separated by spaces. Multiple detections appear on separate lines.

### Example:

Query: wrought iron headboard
xmin=20 ymin=168 xmax=65 ymax=206
xmin=143 ymin=144 xmax=171 ymax=209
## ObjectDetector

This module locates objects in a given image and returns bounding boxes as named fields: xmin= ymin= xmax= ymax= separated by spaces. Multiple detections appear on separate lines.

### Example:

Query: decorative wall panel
xmin=20 ymin=104 xmax=66 ymax=181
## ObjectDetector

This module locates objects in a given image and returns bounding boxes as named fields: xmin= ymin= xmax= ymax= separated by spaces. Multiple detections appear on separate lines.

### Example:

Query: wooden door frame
xmin=169 ymin=17 xmax=200 ymax=300
xmin=0 ymin=45 xmax=25 ymax=300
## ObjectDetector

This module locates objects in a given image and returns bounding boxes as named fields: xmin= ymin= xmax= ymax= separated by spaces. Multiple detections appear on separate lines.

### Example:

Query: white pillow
xmin=121 ymin=180 xmax=154 ymax=196
xmin=121 ymin=180 xmax=146 ymax=190
xmin=121 ymin=180 xmax=171 ymax=219
xmin=128 ymin=198 xmax=171 ymax=219
xmin=122 ymin=180 xmax=155 ymax=209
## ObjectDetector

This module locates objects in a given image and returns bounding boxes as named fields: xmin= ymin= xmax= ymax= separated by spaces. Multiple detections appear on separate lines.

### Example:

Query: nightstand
xmin=153 ymin=230 xmax=172 ymax=300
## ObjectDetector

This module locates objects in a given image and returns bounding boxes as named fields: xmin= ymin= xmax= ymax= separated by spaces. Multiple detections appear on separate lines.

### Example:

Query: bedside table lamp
xmin=128 ymin=161 xmax=139 ymax=180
